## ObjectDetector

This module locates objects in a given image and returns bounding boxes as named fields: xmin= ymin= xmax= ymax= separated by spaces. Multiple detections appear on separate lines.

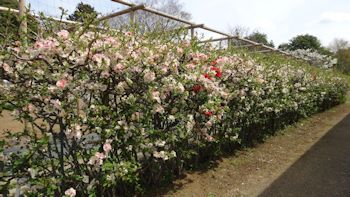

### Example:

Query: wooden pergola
xmin=104 ymin=0 xmax=286 ymax=55
xmin=0 ymin=0 xmax=299 ymax=58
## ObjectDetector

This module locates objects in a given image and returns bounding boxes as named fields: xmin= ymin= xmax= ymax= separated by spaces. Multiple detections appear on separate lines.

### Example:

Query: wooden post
xmin=227 ymin=37 xmax=231 ymax=49
xmin=130 ymin=10 xmax=135 ymax=25
xmin=19 ymin=0 xmax=27 ymax=45
xmin=190 ymin=27 xmax=194 ymax=39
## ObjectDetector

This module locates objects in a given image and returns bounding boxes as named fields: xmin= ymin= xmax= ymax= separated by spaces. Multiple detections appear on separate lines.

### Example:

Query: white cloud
xmin=320 ymin=11 xmax=350 ymax=23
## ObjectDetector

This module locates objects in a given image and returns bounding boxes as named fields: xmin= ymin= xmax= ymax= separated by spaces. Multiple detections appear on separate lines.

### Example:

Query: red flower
xmin=210 ymin=60 xmax=217 ymax=66
xmin=204 ymin=111 xmax=213 ymax=117
xmin=210 ymin=66 xmax=220 ymax=72
xmin=215 ymin=71 xmax=222 ymax=78
xmin=192 ymin=85 xmax=202 ymax=93
xmin=210 ymin=66 xmax=222 ymax=78
xmin=204 ymin=73 xmax=212 ymax=80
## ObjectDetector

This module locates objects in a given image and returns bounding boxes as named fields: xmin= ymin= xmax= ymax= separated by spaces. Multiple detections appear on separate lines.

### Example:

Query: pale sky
xmin=26 ymin=0 xmax=350 ymax=46
xmin=178 ymin=0 xmax=350 ymax=46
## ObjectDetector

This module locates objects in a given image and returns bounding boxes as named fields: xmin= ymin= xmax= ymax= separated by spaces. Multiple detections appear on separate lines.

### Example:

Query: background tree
xmin=279 ymin=34 xmax=332 ymax=55
xmin=287 ymin=34 xmax=321 ymax=51
xmin=245 ymin=31 xmax=274 ymax=47
xmin=278 ymin=43 xmax=289 ymax=51
xmin=67 ymin=2 xmax=98 ymax=22
xmin=228 ymin=25 xmax=250 ymax=37
xmin=335 ymin=48 xmax=350 ymax=74
xmin=328 ymin=38 xmax=349 ymax=53
xmin=109 ymin=0 xmax=191 ymax=32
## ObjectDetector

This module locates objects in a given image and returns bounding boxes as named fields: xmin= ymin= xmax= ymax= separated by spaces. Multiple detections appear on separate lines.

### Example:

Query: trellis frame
xmin=0 ymin=0 xmax=298 ymax=58
xmin=108 ymin=0 xmax=291 ymax=56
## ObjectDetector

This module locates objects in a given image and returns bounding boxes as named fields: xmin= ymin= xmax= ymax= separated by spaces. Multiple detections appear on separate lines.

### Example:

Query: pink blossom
xmin=104 ymin=36 xmax=117 ymax=44
xmin=154 ymin=104 xmax=165 ymax=114
xmin=124 ymin=31 xmax=132 ymax=36
xmin=151 ymin=91 xmax=161 ymax=103
xmin=113 ymin=63 xmax=124 ymax=73
xmin=57 ymin=30 xmax=69 ymax=40
xmin=35 ymin=38 xmax=59 ymax=51
xmin=34 ymin=41 xmax=43 ymax=49
xmin=64 ymin=187 xmax=76 ymax=197
xmin=27 ymin=103 xmax=35 ymax=113
xmin=103 ymin=143 xmax=112 ymax=153
xmin=2 ymin=63 xmax=12 ymax=73
xmin=177 ymin=47 xmax=183 ymax=54
xmin=101 ymin=71 xmax=110 ymax=78
xmin=13 ymin=47 xmax=20 ymax=53
xmin=216 ymin=57 xmax=229 ymax=65
xmin=205 ymin=121 xmax=213 ymax=127
xmin=51 ymin=99 xmax=61 ymax=110
xmin=56 ymin=79 xmax=68 ymax=89
xmin=185 ymin=63 xmax=196 ymax=70
xmin=160 ymin=67 xmax=168 ymax=74
xmin=205 ymin=135 xmax=215 ymax=142
xmin=92 ymin=53 xmax=110 ymax=66
xmin=143 ymin=71 xmax=156 ymax=83
xmin=95 ymin=152 xmax=105 ymax=160
xmin=88 ymin=152 xmax=106 ymax=166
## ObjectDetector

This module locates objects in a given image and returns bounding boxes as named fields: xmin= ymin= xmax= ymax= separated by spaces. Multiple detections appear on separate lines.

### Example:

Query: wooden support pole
xmin=227 ymin=37 xmax=232 ymax=48
xmin=187 ymin=24 xmax=203 ymax=39
xmin=130 ymin=10 xmax=135 ymax=25
xmin=19 ymin=0 xmax=27 ymax=45
xmin=190 ymin=27 xmax=194 ymax=39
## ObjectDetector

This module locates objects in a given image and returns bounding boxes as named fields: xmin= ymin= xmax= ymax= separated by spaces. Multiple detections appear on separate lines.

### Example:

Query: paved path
xmin=259 ymin=113 xmax=350 ymax=197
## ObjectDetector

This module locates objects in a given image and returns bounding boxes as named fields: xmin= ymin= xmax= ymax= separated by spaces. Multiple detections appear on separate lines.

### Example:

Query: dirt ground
xmin=1 ymin=102 xmax=350 ymax=197
xmin=0 ymin=111 xmax=24 ymax=139
xmin=154 ymin=103 xmax=350 ymax=197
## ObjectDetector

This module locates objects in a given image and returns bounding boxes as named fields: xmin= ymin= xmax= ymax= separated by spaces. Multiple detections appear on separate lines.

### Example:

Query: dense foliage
xmin=336 ymin=48 xmax=350 ymax=74
xmin=0 ymin=0 xmax=38 ymax=43
xmin=67 ymin=2 xmax=98 ymax=22
xmin=278 ymin=34 xmax=332 ymax=56
xmin=0 ymin=23 xmax=348 ymax=196
xmin=245 ymin=31 xmax=274 ymax=48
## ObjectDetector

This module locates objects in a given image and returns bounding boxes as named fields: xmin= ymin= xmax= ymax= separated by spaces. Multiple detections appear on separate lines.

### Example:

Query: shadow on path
xmin=259 ymin=113 xmax=350 ymax=197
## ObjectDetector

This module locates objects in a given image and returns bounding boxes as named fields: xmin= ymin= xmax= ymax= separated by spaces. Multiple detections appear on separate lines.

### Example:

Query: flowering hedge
xmin=287 ymin=49 xmax=337 ymax=68
xmin=0 ymin=27 xmax=348 ymax=196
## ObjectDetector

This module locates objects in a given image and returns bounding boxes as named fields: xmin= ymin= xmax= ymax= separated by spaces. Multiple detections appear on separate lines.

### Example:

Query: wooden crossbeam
xmin=98 ymin=4 xmax=145 ymax=21
xmin=232 ymin=44 xmax=256 ymax=48
xmin=200 ymin=25 xmax=231 ymax=37
xmin=187 ymin=24 xmax=204 ymax=29
xmin=198 ymin=36 xmax=238 ymax=43
xmin=0 ymin=6 xmax=19 ymax=13
xmin=259 ymin=49 xmax=275 ymax=53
